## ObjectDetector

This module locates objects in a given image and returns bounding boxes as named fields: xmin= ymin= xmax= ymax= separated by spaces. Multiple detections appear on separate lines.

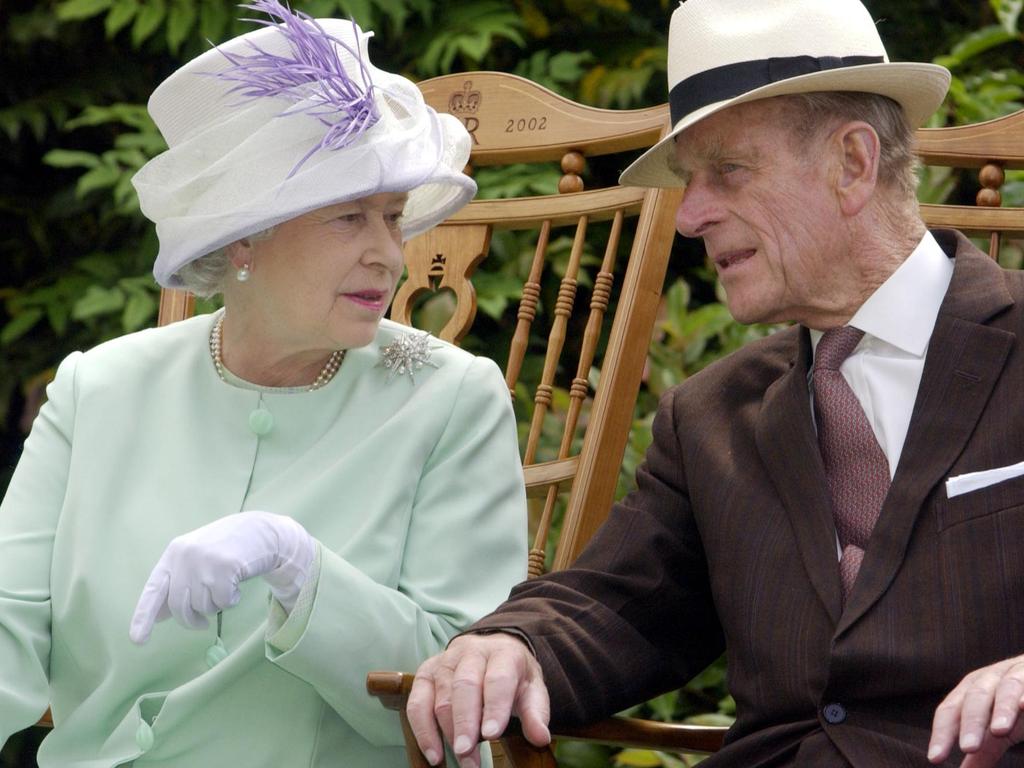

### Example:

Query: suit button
xmin=823 ymin=703 xmax=847 ymax=724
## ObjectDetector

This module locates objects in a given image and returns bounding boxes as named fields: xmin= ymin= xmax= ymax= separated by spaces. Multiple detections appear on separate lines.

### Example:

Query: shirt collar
xmin=809 ymin=231 xmax=953 ymax=358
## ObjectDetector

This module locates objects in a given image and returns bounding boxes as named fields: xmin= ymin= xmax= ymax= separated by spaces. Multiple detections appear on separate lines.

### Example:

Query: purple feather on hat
xmin=211 ymin=0 xmax=380 ymax=177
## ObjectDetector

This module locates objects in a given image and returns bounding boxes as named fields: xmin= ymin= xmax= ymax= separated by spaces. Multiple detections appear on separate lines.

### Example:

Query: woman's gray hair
xmin=172 ymin=226 xmax=276 ymax=297
xmin=777 ymin=92 xmax=919 ymax=200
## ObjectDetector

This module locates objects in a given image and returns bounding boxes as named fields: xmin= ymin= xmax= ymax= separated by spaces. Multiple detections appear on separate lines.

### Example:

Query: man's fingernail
xmin=961 ymin=733 xmax=980 ymax=750
xmin=928 ymin=744 xmax=941 ymax=761
xmin=454 ymin=736 xmax=471 ymax=754
xmin=424 ymin=749 xmax=439 ymax=765
xmin=994 ymin=715 xmax=1010 ymax=730
xmin=481 ymin=719 xmax=499 ymax=738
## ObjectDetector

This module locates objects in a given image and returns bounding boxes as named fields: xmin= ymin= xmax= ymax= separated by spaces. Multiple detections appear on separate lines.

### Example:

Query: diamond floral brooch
xmin=378 ymin=331 xmax=439 ymax=383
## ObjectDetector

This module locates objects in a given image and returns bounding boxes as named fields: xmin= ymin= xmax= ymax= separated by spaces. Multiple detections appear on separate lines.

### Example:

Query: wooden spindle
xmin=978 ymin=161 xmax=1005 ymax=259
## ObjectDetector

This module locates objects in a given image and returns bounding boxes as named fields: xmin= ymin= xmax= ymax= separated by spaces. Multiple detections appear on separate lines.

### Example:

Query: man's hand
xmin=129 ymin=511 xmax=314 ymax=644
xmin=407 ymin=633 xmax=551 ymax=768
xmin=929 ymin=655 xmax=1024 ymax=766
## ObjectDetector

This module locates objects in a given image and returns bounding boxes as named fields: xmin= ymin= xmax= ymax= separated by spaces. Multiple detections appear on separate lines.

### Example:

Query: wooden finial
xmin=977 ymin=162 xmax=1005 ymax=207
xmin=559 ymin=150 xmax=586 ymax=193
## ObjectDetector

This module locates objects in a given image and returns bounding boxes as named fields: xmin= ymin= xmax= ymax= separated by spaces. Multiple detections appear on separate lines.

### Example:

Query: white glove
xmin=129 ymin=511 xmax=315 ymax=644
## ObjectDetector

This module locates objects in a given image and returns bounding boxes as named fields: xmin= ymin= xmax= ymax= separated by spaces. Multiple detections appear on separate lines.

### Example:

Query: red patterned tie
xmin=813 ymin=327 xmax=891 ymax=603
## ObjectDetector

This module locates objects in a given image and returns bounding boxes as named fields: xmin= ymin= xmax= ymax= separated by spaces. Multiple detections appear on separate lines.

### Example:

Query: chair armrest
xmin=552 ymin=716 xmax=726 ymax=754
xmin=366 ymin=671 xmax=727 ymax=766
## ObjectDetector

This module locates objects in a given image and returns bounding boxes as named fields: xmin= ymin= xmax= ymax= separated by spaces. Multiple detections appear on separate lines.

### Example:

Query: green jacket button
xmin=248 ymin=407 xmax=274 ymax=435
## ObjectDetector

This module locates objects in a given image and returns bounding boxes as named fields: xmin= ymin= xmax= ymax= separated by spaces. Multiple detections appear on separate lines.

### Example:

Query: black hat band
xmin=668 ymin=55 xmax=886 ymax=126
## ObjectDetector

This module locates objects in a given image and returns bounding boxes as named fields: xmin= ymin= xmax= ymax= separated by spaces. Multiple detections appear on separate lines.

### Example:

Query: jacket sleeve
xmin=264 ymin=356 xmax=528 ymax=745
xmin=469 ymin=389 xmax=726 ymax=726
xmin=0 ymin=352 xmax=82 ymax=743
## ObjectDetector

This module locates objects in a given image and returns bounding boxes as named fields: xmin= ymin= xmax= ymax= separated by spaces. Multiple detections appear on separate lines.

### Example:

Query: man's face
xmin=672 ymin=99 xmax=852 ymax=327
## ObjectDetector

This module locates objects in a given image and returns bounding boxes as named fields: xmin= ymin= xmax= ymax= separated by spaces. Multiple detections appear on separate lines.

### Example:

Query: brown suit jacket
xmin=473 ymin=230 xmax=1024 ymax=766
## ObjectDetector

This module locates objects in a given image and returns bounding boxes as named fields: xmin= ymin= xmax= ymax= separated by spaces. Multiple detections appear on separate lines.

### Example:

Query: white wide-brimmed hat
xmin=134 ymin=1 xmax=476 ymax=288
xmin=620 ymin=0 xmax=951 ymax=188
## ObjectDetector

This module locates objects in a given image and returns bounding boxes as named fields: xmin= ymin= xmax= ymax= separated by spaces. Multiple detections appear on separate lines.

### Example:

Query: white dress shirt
xmin=809 ymin=232 xmax=953 ymax=556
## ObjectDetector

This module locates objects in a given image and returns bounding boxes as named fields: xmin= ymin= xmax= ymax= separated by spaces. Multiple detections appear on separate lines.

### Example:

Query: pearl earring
xmin=236 ymin=264 xmax=251 ymax=282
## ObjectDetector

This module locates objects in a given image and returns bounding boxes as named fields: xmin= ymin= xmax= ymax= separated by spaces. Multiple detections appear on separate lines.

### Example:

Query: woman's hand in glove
xmin=129 ymin=511 xmax=315 ymax=644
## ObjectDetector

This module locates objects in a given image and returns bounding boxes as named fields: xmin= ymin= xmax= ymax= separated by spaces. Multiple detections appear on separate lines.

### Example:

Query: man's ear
xmin=833 ymin=121 xmax=881 ymax=216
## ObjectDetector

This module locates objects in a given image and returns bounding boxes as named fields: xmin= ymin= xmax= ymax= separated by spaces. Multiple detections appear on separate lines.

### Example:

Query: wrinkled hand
xmin=129 ymin=511 xmax=314 ymax=644
xmin=407 ymin=633 xmax=551 ymax=768
xmin=929 ymin=654 xmax=1024 ymax=766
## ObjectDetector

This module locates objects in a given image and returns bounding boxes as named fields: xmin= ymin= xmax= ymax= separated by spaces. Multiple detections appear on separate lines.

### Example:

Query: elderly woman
xmin=0 ymin=3 xmax=526 ymax=766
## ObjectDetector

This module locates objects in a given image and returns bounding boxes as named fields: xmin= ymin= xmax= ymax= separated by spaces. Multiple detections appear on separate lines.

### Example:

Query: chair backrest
xmin=915 ymin=108 xmax=1024 ymax=256
xmin=159 ymin=71 xmax=681 ymax=580
xmin=397 ymin=72 xmax=680 ymax=575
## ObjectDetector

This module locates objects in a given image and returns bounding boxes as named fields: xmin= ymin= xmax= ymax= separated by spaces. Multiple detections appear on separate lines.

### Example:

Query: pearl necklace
xmin=209 ymin=314 xmax=345 ymax=391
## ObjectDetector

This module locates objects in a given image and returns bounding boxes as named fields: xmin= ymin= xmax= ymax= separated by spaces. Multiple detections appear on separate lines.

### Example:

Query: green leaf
xmin=339 ymin=0 xmax=375 ymax=28
xmin=548 ymin=51 xmax=593 ymax=83
xmin=56 ymin=0 xmax=113 ymax=21
xmin=419 ymin=1 xmax=525 ymax=75
xmin=75 ymin=164 xmax=122 ymax=197
xmin=76 ymin=254 xmax=123 ymax=281
xmin=119 ymin=275 xmax=158 ymax=291
xmin=614 ymin=749 xmax=664 ymax=767
xmin=198 ymin=0 xmax=230 ymax=41
xmin=42 ymin=149 xmax=101 ymax=169
xmin=115 ymin=131 xmax=168 ymax=156
xmin=105 ymin=0 xmax=139 ymax=36
xmin=935 ymin=25 xmax=1016 ymax=68
xmin=72 ymin=285 xmax=125 ymax=319
xmin=372 ymin=0 xmax=415 ymax=33
xmin=103 ymin=147 xmax=148 ymax=167
xmin=302 ymin=0 xmax=340 ymax=17
xmin=47 ymin=301 xmax=71 ymax=336
xmin=132 ymin=0 xmax=166 ymax=47
xmin=166 ymin=0 xmax=198 ymax=54
xmin=553 ymin=739 xmax=614 ymax=768
xmin=991 ymin=0 xmax=1023 ymax=34
xmin=65 ymin=103 xmax=154 ymax=131
xmin=645 ymin=690 xmax=680 ymax=721
xmin=112 ymin=172 xmax=138 ymax=207
xmin=1 ymin=308 xmax=44 ymax=345
xmin=122 ymin=289 xmax=157 ymax=331
xmin=474 ymin=163 xmax=560 ymax=199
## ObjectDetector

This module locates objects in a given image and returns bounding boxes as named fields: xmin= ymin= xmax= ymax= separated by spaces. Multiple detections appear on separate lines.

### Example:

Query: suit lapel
xmin=837 ymin=232 xmax=1016 ymax=635
xmin=756 ymin=328 xmax=843 ymax=625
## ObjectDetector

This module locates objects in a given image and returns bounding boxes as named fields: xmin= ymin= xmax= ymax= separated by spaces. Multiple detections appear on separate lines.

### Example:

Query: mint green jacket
xmin=0 ymin=313 xmax=527 ymax=766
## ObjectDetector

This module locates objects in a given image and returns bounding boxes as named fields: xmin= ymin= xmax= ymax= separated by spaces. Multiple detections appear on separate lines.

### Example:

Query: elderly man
xmin=407 ymin=1 xmax=1024 ymax=766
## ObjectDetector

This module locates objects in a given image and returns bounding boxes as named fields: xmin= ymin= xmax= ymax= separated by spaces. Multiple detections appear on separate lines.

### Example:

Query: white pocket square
xmin=946 ymin=460 xmax=1024 ymax=499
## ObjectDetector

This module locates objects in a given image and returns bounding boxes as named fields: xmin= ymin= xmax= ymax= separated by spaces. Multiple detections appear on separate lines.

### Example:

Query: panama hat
xmin=619 ymin=0 xmax=951 ymax=188
xmin=133 ymin=0 xmax=476 ymax=288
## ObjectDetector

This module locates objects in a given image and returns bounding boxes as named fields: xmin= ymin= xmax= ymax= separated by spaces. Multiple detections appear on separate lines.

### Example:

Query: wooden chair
xmin=366 ymin=104 xmax=1024 ymax=767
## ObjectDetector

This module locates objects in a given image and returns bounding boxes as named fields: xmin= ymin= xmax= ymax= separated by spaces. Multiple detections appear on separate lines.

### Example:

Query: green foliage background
xmin=1 ymin=0 xmax=1022 ymax=765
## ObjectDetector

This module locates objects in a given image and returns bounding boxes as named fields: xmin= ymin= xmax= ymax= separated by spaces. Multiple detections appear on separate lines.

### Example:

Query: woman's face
xmin=235 ymin=191 xmax=408 ymax=353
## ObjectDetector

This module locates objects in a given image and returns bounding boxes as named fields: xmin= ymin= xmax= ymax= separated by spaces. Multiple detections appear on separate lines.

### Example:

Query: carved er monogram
xmin=449 ymin=81 xmax=481 ymax=114
xmin=449 ymin=81 xmax=481 ymax=145
xmin=445 ymin=79 xmax=550 ymax=147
